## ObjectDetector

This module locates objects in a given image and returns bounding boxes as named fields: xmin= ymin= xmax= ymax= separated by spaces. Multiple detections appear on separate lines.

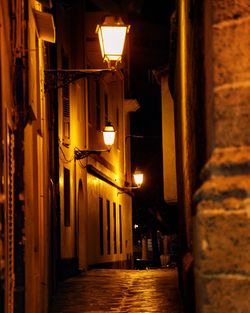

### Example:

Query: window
xmin=62 ymin=51 xmax=70 ymax=145
xmin=116 ymin=107 xmax=120 ymax=149
xmin=64 ymin=168 xmax=70 ymax=226
xmin=107 ymin=200 xmax=111 ymax=254
xmin=119 ymin=205 xmax=122 ymax=253
xmin=99 ymin=198 xmax=104 ymax=255
xmin=95 ymin=81 xmax=101 ymax=131
xmin=63 ymin=85 xmax=70 ymax=143
xmin=87 ymin=79 xmax=92 ymax=124
xmin=104 ymin=93 xmax=108 ymax=124
xmin=113 ymin=203 xmax=117 ymax=254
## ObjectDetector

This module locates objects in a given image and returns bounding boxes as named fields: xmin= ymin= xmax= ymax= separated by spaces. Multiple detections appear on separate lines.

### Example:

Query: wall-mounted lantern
xmin=96 ymin=16 xmax=130 ymax=69
xmin=133 ymin=168 xmax=144 ymax=187
xmin=103 ymin=121 xmax=116 ymax=150
xmin=74 ymin=122 xmax=115 ymax=160
xmin=45 ymin=16 xmax=130 ymax=91
xmin=118 ymin=168 xmax=143 ymax=195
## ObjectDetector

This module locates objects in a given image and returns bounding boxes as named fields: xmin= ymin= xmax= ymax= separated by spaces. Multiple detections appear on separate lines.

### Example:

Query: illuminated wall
xmin=57 ymin=6 xmax=133 ymax=272
xmin=24 ymin=1 xmax=53 ymax=313
xmin=160 ymin=73 xmax=177 ymax=204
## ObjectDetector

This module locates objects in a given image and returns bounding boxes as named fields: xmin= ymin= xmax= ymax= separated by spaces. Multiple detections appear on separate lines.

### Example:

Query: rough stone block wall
xmin=214 ymin=86 xmax=250 ymax=146
xmin=194 ymin=0 xmax=250 ymax=312
xmin=213 ymin=7 xmax=250 ymax=147
xmin=195 ymin=147 xmax=250 ymax=313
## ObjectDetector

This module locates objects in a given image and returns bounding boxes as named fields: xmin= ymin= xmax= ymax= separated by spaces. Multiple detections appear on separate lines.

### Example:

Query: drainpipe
xmin=178 ymin=0 xmax=190 ymax=244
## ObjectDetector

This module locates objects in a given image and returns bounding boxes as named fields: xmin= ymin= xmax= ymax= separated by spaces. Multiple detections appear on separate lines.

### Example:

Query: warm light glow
xmin=103 ymin=122 xmax=115 ymax=148
xmin=96 ymin=16 xmax=130 ymax=67
xmin=59 ymin=175 xmax=63 ymax=188
xmin=133 ymin=169 xmax=143 ymax=187
xmin=98 ymin=26 xmax=127 ymax=61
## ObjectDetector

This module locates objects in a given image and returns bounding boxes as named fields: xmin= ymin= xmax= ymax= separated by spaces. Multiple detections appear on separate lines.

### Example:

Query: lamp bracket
xmin=74 ymin=148 xmax=109 ymax=160
xmin=123 ymin=186 xmax=141 ymax=190
xmin=44 ymin=69 xmax=114 ymax=91
xmin=117 ymin=186 xmax=141 ymax=195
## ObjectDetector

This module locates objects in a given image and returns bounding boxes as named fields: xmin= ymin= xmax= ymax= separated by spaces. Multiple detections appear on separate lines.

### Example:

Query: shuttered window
xmin=116 ymin=107 xmax=120 ymax=149
xmin=62 ymin=52 xmax=70 ymax=145
xmin=107 ymin=200 xmax=110 ymax=255
xmin=104 ymin=93 xmax=108 ymax=125
xmin=119 ymin=205 xmax=122 ymax=253
xmin=64 ymin=168 xmax=70 ymax=226
xmin=99 ymin=198 xmax=104 ymax=255
xmin=6 ymin=131 xmax=15 ymax=311
xmin=113 ymin=203 xmax=117 ymax=254
xmin=95 ymin=81 xmax=101 ymax=131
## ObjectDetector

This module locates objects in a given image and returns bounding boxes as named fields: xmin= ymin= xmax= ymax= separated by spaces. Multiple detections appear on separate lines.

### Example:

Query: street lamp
xmin=74 ymin=122 xmax=116 ymax=160
xmin=96 ymin=16 xmax=130 ymax=69
xmin=118 ymin=168 xmax=143 ymax=195
xmin=102 ymin=121 xmax=116 ymax=150
xmin=133 ymin=168 xmax=143 ymax=187
xmin=44 ymin=16 xmax=130 ymax=90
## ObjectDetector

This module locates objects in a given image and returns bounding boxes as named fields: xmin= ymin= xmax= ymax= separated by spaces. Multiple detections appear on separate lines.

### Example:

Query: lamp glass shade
xmin=97 ymin=16 xmax=129 ymax=65
xmin=133 ymin=170 xmax=143 ymax=187
xmin=103 ymin=123 xmax=116 ymax=147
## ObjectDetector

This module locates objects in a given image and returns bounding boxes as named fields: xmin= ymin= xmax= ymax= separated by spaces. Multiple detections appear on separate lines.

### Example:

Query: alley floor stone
xmin=49 ymin=268 xmax=184 ymax=313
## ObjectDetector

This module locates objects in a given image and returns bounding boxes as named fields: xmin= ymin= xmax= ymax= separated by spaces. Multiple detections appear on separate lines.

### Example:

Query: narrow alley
xmin=49 ymin=268 xmax=183 ymax=313
xmin=1 ymin=1 xmax=250 ymax=313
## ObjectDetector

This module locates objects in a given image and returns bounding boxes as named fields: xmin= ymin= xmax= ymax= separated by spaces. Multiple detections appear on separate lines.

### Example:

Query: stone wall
xmin=194 ymin=0 xmax=250 ymax=312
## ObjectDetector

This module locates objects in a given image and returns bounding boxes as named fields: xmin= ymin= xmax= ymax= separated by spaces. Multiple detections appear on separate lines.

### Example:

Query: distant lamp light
xmin=134 ymin=224 xmax=139 ymax=229
xmin=96 ymin=16 xmax=130 ymax=68
xmin=103 ymin=122 xmax=116 ymax=149
xmin=133 ymin=169 xmax=143 ymax=187
xmin=117 ymin=168 xmax=143 ymax=195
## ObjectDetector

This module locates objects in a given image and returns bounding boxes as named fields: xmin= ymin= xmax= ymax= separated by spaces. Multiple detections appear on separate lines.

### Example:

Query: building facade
xmin=0 ymin=2 xmax=16 ymax=312
xmin=54 ymin=2 xmax=135 ymax=276
xmin=0 ymin=1 xmax=55 ymax=312
xmin=0 ymin=1 xmax=135 ymax=312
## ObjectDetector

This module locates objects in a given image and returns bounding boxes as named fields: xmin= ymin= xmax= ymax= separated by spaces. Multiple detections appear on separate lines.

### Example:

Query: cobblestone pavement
xmin=49 ymin=268 xmax=184 ymax=313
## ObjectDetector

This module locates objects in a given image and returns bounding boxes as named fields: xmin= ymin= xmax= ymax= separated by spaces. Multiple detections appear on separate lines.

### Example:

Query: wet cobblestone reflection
xmin=49 ymin=268 xmax=184 ymax=313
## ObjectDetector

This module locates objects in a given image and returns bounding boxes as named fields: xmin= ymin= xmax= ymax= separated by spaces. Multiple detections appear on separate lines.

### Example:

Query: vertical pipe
xmin=178 ymin=0 xmax=191 ymax=246
xmin=179 ymin=0 xmax=187 ymax=178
